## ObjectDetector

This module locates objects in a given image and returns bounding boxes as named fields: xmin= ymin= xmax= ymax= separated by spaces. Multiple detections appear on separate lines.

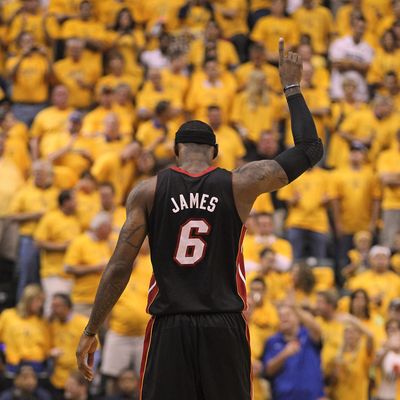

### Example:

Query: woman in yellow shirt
xmin=332 ymin=317 xmax=374 ymax=400
xmin=231 ymin=70 xmax=284 ymax=142
xmin=0 ymin=284 xmax=50 ymax=378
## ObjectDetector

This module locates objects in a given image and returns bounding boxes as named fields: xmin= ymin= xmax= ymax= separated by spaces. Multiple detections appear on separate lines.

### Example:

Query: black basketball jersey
xmin=146 ymin=166 xmax=247 ymax=316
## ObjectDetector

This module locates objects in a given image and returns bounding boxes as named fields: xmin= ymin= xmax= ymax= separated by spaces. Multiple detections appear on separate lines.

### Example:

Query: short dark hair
xmin=317 ymin=290 xmax=338 ymax=308
xmin=259 ymin=247 xmax=275 ymax=259
xmin=155 ymin=100 xmax=170 ymax=116
xmin=58 ymin=190 xmax=73 ymax=207
xmin=207 ymin=104 xmax=221 ymax=112
xmin=53 ymin=293 xmax=73 ymax=309
xmin=249 ymin=276 xmax=266 ymax=289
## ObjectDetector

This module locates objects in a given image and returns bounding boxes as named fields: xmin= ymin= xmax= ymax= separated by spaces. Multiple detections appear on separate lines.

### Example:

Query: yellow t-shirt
xmin=135 ymin=119 xmax=176 ymax=160
xmin=214 ymin=0 xmax=248 ymax=37
xmin=175 ymin=4 xmax=212 ymax=34
xmin=49 ymin=313 xmax=88 ymax=389
xmin=234 ymin=62 xmax=281 ymax=93
xmin=0 ymin=308 xmax=50 ymax=365
xmin=7 ymin=12 xmax=47 ymax=47
xmin=34 ymin=209 xmax=81 ymax=278
xmin=347 ymin=270 xmax=400 ymax=315
xmin=185 ymin=78 xmax=235 ymax=122
xmin=292 ymin=6 xmax=333 ymax=54
xmin=161 ymin=69 xmax=190 ymax=101
xmin=6 ymin=53 xmax=49 ymax=103
xmin=40 ymin=132 xmax=96 ymax=179
xmin=30 ymin=106 xmax=74 ymax=142
xmin=367 ymin=47 xmax=400 ymax=85
xmin=214 ymin=125 xmax=245 ymax=171
xmin=75 ymin=190 xmax=101 ymax=231
xmin=316 ymin=316 xmax=345 ymax=377
xmin=251 ymin=193 xmax=274 ymax=214
xmin=251 ymin=15 xmax=299 ymax=55
xmin=54 ymin=56 xmax=102 ymax=108
xmin=4 ymin=134 xmax=31 ymax=177
xmin=91 ymin=152 xmax=136 ymax=205
xmin=48 ymin=0 xmax=81 ymax=15
xmin=61 ymin=18 xmax=106 ymax=42
xmin=278 ymin=168 xmax=333 ymax=234
xmin=376 ymin=148 xmax=400 ymax=210
xmin=333 ymin=341 xmax=372 ymax=400
xmin=96 ymin=73 xmax=142 ymax=97
xmin=231 ymin=91 xmax=285 ymax=141
xmin=188 ymin=39 xmax=239 ymax=71
xmin=331 ymin=166 xmax=382 ymax=234
xmin=9 ymin=183 xmax=59 ymax=236
xmin=64 ymin=232 xmax=113 ymax=304
xmin=0 ymin=158 xmax=25 ymax=216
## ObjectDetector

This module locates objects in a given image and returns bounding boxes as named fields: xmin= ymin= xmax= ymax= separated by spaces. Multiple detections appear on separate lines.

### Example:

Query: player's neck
xmin=178 ymin=160 xmax=212 ymax=175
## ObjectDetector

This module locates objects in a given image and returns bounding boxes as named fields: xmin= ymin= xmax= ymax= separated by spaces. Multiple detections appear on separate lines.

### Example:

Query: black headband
xmin=175 ymin=120 xmax=216 ymax=147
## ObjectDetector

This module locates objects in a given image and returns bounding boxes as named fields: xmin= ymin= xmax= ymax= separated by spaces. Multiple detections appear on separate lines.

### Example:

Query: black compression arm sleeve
xmin=274 ymin=93 xmax=323 ymax=182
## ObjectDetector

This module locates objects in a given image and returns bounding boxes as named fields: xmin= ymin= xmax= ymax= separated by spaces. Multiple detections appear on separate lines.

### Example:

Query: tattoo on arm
xmin=85 ymin=182 xmax=151 ymax=334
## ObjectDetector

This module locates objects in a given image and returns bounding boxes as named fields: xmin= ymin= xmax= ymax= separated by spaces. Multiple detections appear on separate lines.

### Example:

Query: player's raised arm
xmin=76 ymin=177 xmax=156 ymax=381
xmin=232 ymin=38 xmax=323 ymax=221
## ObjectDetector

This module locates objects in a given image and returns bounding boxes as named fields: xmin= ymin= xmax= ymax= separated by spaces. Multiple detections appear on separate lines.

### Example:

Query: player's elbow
xmin=304 ymin=138 xmax=324 ymax=168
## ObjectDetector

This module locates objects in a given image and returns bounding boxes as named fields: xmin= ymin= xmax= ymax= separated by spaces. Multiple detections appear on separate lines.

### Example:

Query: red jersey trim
xmin=146 ymin=274 xmax=159 ymax=314
xmin=139 ymin=317 xmax=155 ymax=400
xmin=235 ymin=226 xmax=247 ymax=309
xmin=170 ymin=166 xmax=217 ymax=177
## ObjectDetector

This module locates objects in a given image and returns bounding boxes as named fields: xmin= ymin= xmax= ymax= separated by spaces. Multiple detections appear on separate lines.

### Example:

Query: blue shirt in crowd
xmin=262 ymin=326 xmax=325 ymax=400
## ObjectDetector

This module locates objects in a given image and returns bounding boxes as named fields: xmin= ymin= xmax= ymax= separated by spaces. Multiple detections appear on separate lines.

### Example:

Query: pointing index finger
xmin=279 ymin=37 xmax=285 ymax=65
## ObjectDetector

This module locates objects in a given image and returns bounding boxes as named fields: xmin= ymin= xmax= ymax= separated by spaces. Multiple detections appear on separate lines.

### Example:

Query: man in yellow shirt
xmin=34 ymin=190 xmax=81 ymax=315
xmin=278 ymin=167 xmax=332 ymax=260
xmin=292 ymin=0 xmax=334 ymax=55
xmin=377 ymin=130 xmax=400 ymax=248
xmin=49 ymin=293 xmax=89 ymax=393
xmin=7 ymin=33 xmax=52 ymax=126
xmin=332 ymin=141 xmax=381 ymax=266
xmin=250 ymin=0 xmax=299 ymax=64
xmin=54 ymin=38 xmax=102 ymax=109
xmin=64 ymin=212 xmax=113 ymax=317
xmin=9 ymin=161 xmax=58 ymax=299
xmin=0 ymin=134 xmax=24 ymax=265
xmin=206 ymin=105 xmax=245 ymax=171
xmin=30 ymin=85 xmax=74 ymax=160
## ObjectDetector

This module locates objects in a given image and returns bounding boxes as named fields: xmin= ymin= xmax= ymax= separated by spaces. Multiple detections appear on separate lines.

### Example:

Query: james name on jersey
xmin=171 ymin=192 xmax=219 ymax=214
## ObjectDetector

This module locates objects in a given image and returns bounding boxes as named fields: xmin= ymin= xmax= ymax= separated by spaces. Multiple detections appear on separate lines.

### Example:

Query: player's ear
xmin=174 ymin=144 xmax=179 ymax=157
xmin=213 ymin=144 xmax=218 ymax=159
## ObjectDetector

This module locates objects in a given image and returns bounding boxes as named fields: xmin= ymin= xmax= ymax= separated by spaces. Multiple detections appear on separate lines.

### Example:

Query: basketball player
xmin=76 ymin=39 xmax=323 ymax=399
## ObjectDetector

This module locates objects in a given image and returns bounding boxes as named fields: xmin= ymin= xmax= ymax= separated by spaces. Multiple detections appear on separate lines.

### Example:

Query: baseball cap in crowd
xmin=369 ymin=245 xmax=391 ymax=258
xmin=350 ymin=141 xmax=367 ymax=151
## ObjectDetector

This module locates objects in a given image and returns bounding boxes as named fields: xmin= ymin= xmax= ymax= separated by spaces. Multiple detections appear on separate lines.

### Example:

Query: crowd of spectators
xmin=0 ymin=0 xmax=399 ymax=398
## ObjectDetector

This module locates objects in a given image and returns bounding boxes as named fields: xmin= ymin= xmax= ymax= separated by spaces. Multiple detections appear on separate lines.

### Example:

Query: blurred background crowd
xmin=0 ymin=0 xmax=399 ymax=399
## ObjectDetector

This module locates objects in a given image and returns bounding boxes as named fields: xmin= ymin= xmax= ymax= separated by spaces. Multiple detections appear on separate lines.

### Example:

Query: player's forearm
xmin=84 ymin=256 xmax=133 ymax=334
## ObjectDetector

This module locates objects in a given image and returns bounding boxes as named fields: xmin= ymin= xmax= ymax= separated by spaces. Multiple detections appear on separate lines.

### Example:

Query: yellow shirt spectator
xmin=34 ymin=209 xmax=81 ymax=278
xmin=0 ymin=308 xmax=50 ymax=365
xmin=49 ymin=313 xmax=88 ymax=389
xmin=235 ymin=61 xmax=281 ymax=93
xmin=292 ymin=4 xmax=333 ymax=55
xmin=64 ymin=232 xmax=113 ymax=305
xmin=252 ymin=193 xmax=274 ymax=214
xmin=6 ymin=52 xmax=50 ymax=103
xmin=251 ymin=15 xmax=299 ymax=59
xmin=376 ymin=147 xmax=400 ymax=210
xmin=9 ymin=182 xmax=59 ymax=236
xmin=76 ymin=190 xmax=101 ymax=231
xmin=213 ymin=124 xmax=245 ymax=171
xmin=368 ymin=45 xmax=400 ymax=86
xmin=0 ymin=156 xmax=24 ymax=217
xmin=331 ymin=166 xmax=381 ymax=234
xmin=54 ymin=43 xmax=102 ymax=108
xmin=213 ymin=0 xmax=248 ymax=38
xmin=278 ymin=168 xmax=332 ymax=234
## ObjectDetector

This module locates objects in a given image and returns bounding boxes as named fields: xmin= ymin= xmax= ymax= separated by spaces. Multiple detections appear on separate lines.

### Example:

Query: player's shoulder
xmin=126 ymin=176 xmax=157 ymax=212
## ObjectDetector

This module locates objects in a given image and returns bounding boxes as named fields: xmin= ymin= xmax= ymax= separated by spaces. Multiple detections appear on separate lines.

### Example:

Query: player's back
xmin=147 ymin=166 xmax=246 ymax=315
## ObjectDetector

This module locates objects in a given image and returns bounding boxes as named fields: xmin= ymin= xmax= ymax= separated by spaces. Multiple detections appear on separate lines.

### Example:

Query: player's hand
xmin=278 ymin=38 xmax=302 ymax=89
xmin=76 ymin=334 xmax=98 ymax=381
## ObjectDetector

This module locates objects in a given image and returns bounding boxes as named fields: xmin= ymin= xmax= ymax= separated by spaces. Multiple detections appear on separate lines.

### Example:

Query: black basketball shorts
xmin=139 ymin=312 xmax=252 ymax=400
